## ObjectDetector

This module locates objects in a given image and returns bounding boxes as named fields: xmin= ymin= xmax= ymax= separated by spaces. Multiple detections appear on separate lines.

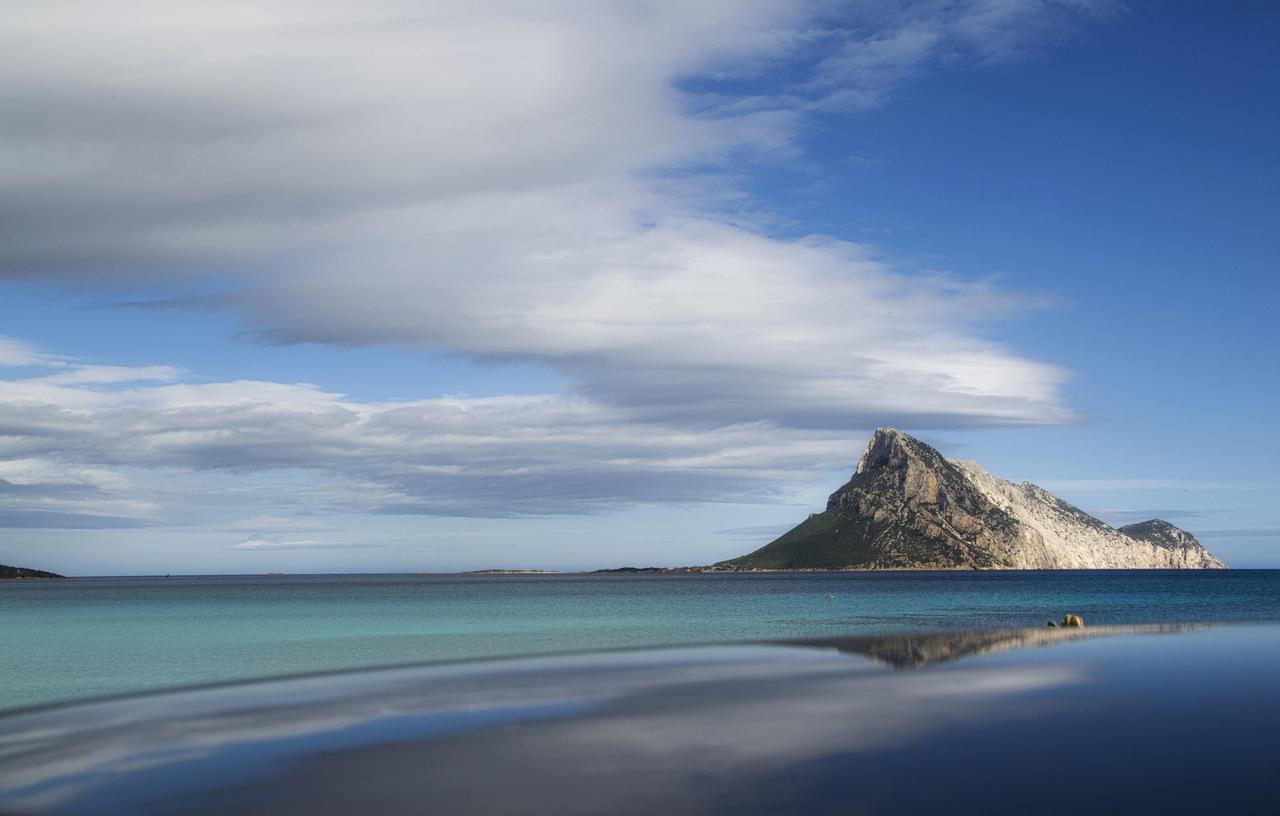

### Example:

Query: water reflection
xmin=785 ymin=623 xmax=1202 ymax=669
xmin=0 ymin=624 xmax=1273 ymax=815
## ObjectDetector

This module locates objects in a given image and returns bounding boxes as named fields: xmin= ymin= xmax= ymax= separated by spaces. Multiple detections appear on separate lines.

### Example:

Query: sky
xmin=1 ymin=0 xmax=1277 ymax=574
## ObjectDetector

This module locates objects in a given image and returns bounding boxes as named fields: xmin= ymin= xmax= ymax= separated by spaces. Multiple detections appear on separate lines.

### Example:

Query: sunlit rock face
xmin=720 ymin=429 xmax=1226 ymax=570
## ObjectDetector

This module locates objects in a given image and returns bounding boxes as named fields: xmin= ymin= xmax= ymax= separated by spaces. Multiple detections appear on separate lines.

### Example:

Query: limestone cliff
xmin=718 ymin=429 xmax=1226 ymax=570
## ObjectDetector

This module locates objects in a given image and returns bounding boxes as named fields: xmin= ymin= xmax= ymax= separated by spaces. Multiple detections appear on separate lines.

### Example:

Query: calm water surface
xmin=3 ymin=570 xmax=1279 ymax=710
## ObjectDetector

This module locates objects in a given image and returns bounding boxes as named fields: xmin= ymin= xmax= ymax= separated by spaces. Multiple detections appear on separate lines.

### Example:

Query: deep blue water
xmin=3 ymin=570 xmax=1279 ymax=711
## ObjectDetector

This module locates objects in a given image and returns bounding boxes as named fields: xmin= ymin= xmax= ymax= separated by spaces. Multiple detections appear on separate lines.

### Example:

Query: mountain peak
xmin=718 ymin=429 xmax=1226 ymax=571
xmin=854 ymin=428 xmax=930 ymax=475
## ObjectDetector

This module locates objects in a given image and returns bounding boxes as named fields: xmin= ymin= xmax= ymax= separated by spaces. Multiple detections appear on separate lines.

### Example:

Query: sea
xmin=4 ymin=570 xmax=1280 ymax=712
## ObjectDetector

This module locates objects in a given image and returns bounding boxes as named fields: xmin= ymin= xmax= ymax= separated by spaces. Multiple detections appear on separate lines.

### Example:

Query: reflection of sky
xmin=0 ymin=646 xmax=872 ymax=809
xmin=2 ymin=626 xmax=1278 ymax=814
xmin=34 ymin=703 xmax=595 ymax=814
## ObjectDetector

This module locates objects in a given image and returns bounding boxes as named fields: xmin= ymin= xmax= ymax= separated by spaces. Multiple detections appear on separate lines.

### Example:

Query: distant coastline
xmin=492 ymin=565 xmax=1234 ymax=575
xmin=0 ymin=563 xmax=64 ymax=580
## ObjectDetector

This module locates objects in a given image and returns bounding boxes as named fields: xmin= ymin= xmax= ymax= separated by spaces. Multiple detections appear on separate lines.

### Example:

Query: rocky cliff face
xmin=718 ymin=429 xmax=1226 ymax=570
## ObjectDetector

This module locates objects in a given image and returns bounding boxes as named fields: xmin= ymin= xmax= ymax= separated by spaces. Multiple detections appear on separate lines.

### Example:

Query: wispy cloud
xmin=0 ymin=358 xmax=858 ymax=525
xmin=0 ymin=337 xmax=60 ymax=368
xmin=0 ymin=459 xmax=157 ymax=528
xmin=38 ymin=365 xmax=182 ymax=386
xmin=231 ymin=534 xmax=381 ymax=552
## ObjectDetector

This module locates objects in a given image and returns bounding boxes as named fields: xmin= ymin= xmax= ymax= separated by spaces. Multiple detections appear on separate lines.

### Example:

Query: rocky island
xmin=716 ymin=429 xmax=1225 ymax=571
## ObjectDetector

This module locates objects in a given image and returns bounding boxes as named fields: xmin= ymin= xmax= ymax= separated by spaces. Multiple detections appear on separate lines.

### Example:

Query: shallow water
xmin=3 ymin=570 xmax=1279 ymax=710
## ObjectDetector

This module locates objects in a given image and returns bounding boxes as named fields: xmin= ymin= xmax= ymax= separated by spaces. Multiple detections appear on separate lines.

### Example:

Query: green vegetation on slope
xmin=716 ymin=507 xmax=991 ymax=570
xmin=0 ymin=563 xmax=64 ymax=579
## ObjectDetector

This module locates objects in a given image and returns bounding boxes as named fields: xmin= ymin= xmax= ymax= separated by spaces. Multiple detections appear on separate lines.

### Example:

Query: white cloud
xmin=232 ymin=533 xmax=378 ymax=551
xmin=0 ymin=3 xmax=1117 ymax=531
xmin=38 ymin=365 xmax=182 ymax=386
xmin=0 ymin=457 xmax=158 ymax=528
xmin=0 ymin=337 xmax=59 ymax=368
xmin=0 ymin=356 xmax=863 ymax=526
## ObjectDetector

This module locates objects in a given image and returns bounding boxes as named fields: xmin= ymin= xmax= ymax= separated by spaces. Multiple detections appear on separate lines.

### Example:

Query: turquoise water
xmin=3 ymin=570 xmax=1279 ymax=711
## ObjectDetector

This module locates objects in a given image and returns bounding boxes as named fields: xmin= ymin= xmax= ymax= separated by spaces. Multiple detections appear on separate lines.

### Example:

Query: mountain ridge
xmin=717 ymin=429 xmax=1225 ymax=571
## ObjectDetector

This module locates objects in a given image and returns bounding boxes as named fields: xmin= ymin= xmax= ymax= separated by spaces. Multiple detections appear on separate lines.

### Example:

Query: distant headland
xmin=1 ymin=563 xmax=64 ymax=580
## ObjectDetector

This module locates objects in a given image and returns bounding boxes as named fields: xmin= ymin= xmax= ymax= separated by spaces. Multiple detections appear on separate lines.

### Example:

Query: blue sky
xmin=1 ymin=1 xmax=1276 ymax=573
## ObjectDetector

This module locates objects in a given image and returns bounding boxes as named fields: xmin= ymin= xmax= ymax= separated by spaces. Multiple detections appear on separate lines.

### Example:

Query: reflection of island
xmin=0 ymin=563 xmax=63 ymax=580
xmin=783 ymin=625 xmax=1200 ymax=670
